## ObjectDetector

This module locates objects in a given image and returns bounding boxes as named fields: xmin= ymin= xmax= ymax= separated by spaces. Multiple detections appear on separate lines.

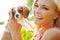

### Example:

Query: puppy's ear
xmin=17 ymin=6 xmax=30 ymax=18
xmin=9 ymin=8 xmax=16 ymax=20
xmin=23 ymin=6 xmax=30 ymax=18
xmin=11 ymin=8 xmax=16 ymax=18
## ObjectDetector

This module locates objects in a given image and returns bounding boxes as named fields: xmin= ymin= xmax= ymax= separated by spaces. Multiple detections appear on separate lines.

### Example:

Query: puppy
xmin=15 ymin=6 xmax=33 ymax=31
xmin=1 ymin=5 xmax=33 ymax=40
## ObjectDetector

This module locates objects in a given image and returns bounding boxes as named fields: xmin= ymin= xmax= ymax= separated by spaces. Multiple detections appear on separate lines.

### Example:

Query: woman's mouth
xmin=36 ymin=18 xmax=43 ymax=20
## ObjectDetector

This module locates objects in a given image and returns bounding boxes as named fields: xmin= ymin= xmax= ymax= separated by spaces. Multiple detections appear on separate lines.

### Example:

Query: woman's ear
xmin=54 ymin=14 xmax=59 ymax=20
xmin=53 ymin=12 xmax=59 ymax=20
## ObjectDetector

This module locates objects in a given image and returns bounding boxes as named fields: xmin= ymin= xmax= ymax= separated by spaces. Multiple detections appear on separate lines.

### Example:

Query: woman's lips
xmin=36 ymin=18 xmax=43 ymax=20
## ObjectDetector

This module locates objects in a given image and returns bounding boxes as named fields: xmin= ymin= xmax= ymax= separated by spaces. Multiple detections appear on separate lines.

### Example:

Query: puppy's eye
xmin=17 ymin=7 xmax=23 ymax=14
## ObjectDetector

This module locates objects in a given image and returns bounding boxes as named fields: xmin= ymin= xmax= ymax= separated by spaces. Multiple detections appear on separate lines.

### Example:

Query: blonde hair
xmin=54 ymin=0 xmax=60 ymax=27
xmin=54 ymin=0 xmax=60 ymax=11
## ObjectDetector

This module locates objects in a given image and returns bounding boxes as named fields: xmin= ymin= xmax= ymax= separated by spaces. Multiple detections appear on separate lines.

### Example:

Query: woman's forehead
xmin=36 ymin=0 xmax=54 ymax=3
xmin=35 ymin=0 xmax=57 ymax=9
xmin=37 ymin=0 xmax=55 ymax=6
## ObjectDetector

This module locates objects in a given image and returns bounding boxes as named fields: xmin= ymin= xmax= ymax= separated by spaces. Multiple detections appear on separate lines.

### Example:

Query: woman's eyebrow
xmin=42 ymin=5 xmax=47 ymax=7
xmin=41 ymin=5 xmax=49 ymax=8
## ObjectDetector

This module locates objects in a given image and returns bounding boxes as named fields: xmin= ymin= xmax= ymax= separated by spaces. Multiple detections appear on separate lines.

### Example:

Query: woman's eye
xmin=34 ymin=4 xmax=39 ymax=7
xmin=42 ymin=7 xmax=48 ymax=10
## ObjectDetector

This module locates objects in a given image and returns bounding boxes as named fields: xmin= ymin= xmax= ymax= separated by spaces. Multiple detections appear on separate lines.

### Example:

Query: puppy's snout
xmin=16 ymin=14 xmax=19 ymax=18
xmin=15 ymin=12 xmax=21 ymax=19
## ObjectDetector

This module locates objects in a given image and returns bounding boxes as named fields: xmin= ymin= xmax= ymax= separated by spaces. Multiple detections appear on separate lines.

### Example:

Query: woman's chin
xmin=35 ymin=21 xmax=41 ymax=25
xmin=35 ymin=20 xmax=46 ymax=27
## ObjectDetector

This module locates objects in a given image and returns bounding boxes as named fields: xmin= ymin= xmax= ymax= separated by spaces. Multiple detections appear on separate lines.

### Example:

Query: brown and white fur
xmin=1 ymin=6 xmax=33 ymax=40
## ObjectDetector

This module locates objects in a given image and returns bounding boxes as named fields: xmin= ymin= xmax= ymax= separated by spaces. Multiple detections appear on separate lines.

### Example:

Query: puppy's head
xmin=9 ymin=6 xmax=30 ymax=20
xmin=17 ymin=6 xmax=30 ymax=18
xmin=8 ymin=6 xmax=33 ymax=31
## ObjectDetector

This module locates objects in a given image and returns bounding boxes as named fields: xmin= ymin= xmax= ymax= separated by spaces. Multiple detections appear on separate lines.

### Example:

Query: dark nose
xmin=16 ymin=14 xmax=19 ymax=18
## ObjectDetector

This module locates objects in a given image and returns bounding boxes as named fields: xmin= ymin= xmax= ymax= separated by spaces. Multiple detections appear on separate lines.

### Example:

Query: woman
xmin=32 ymin=0 xmax=60 ymax=40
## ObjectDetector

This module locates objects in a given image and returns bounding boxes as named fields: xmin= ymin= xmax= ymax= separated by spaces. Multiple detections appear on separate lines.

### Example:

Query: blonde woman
xmin=32 ymin=0 xmax=60 ymax=40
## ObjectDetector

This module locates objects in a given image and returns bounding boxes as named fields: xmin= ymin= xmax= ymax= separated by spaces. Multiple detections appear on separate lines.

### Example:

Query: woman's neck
xmin=36 ymin=20 xmax=60 ymax=35
xmin=36 ymin=23 xmax=55 ymax=35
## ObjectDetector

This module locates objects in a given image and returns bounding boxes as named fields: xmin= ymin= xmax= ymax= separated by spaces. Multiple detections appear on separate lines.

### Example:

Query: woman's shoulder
xmin=45 ymin=27 xmax=60 ymax=34
xmin=41 ymin=27 xmax=60 ymax=40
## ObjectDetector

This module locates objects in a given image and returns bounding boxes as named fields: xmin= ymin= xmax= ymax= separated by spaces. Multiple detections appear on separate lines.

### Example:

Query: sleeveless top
xmin=32 ymin=33 xmax=42 ymax=40
xmin=32 ymin=26 xmax=60 ymax=40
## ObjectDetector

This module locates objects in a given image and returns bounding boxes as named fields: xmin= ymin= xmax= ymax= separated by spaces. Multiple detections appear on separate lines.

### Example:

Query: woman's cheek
xmin=34 ymin=11 xmax=36 ymax=16
xmin=34 ymin=11 xmax=37 ymax=17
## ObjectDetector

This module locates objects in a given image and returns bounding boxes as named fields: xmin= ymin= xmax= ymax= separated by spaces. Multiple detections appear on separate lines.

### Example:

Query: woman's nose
xmin=36 ymin=8 xmax=41 ymax=15
xmin=35 ymin=8 xmax=42 ymax=17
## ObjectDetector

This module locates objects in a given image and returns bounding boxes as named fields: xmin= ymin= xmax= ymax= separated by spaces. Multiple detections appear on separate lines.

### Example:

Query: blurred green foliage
xmin=28 ymin=16 xmax=34 ymax=21
xmin=21 ymin=27 xmax=33 ymax=40
xmin=26 ymin=0 xmax=34 ymax=21
xmin=0 ymin=21 xmax=4 ymax=25
xmin=26 ymin=0 xmax=33 ymax=9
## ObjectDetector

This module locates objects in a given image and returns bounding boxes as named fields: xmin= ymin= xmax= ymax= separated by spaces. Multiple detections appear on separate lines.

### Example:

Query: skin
xmin=41 ymin=27 xmax=60 ymax=40
xmin=33 ymin=0 xmax=59 ymax=33
xmin=32 ymin=0 xmax=60 ymax=40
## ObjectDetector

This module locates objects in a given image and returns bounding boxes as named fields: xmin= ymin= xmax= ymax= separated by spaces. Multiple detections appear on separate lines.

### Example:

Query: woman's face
xmin=33 ymin=0 xmax=58 ymax=27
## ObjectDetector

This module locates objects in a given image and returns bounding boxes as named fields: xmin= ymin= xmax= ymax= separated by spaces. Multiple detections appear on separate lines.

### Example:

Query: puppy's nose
xmin=16 ymin=14 xmax=19 ymax=18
